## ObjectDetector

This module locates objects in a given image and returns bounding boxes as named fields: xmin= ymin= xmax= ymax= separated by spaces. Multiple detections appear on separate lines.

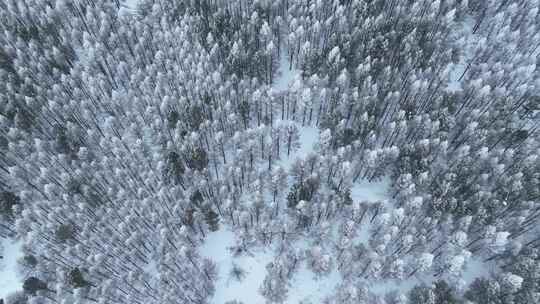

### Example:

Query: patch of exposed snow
xmin=296 ymin=126 xmax=319 ymax=157
xmin=119 ymin=0 xmax=140 ymax=16
xmin=143 ymin=257 xmax=159 ymax=281
xmin=447 ymin=16 xmax=477 ymax=93
xmin=272 ymin=46 xmax=319 ymax=171
xmin=350 ymin=177 xmax=391 ymax=203
xmin=288 ymin=265 xmax=340 ymax=303
xmin=267 ymin=123 xmax=320 ymax=184
xmin=353 ymin=223 xmax=372 ymax=245
xmin=201 ymin=228 xmax=341 ymax=304
xmin=0 ymin=237 xmax=23 ymax=299
xmin=369 ymin=276 xmax=425 ymax=296
xmin=459 ymin=257 xmax=495 ymax=289
xmin=200 ymin=229 xmax=274 ymax=304
xmin=278 ymin=124 xmax=320 ymax=171
xmin=273 ymin=50 xmax=301 ymax=93
xmin=447 ymin=62 xmax=465 ymax=93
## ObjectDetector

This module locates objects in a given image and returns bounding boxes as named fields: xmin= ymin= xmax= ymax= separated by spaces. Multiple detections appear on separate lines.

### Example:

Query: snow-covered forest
xmin=0 ymin=0 xmax=539 ymax=303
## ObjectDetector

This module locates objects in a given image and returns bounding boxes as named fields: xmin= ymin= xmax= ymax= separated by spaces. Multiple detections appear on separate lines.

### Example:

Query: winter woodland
xmin=1 ymin=0 xmax=540 ymax=304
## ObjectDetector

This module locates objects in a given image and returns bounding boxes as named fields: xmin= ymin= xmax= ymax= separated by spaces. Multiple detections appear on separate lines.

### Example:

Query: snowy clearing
xmin=200 ymin=228 xmax=342 ymax=304
xmin=278 ymin=123 xmax=319 ymax=170
xmin=273 ymin=46 xmax=319 ymax=169
xmin=273 ymin=50 xmax=301 ymax=93
xmin=0 ymin=238 xmax=23 ymax=299
xmin=446 ymin=16 xmax=477 ymax=93
xmin=119 ymin=0 xmax=140 ymax=16
xmin=459 ymin=257 xmax=496 ymax=289
xmin=288 ymin=265 xmax=340 ymax=304
xmin=200 ymin=229 xmax=273 ymax=304
xmin=351 ymin=177 xmax=391 ymax=203
xmin=142 ymin=257 xmax=159 ymax=284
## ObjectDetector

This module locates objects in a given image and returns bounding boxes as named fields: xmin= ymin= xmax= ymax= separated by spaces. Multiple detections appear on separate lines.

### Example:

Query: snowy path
xmin=0 ymin=237 xmax=23 ymax=299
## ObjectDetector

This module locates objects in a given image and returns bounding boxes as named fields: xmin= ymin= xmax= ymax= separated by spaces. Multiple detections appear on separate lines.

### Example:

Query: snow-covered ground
xmin=142 ymin=256 xmax=159 ymax=284
xmin=369 ymin=277 xmax=425 ymax=296
xmin=273 ymin=50 xmax=301 ymax=93
xmin=447 ymin=16 xmax=476 ymax=93
xmin=288 ymin=265 xmax=340 ymax=304
xmin=351 ymin=177 xmax=391 ymax=203
xmin=200 ymin=229 xmax=273 ymax=304
xmin=200 ymin=228 xmax=342 ymax=304
xmin=278 ymin=123 xmax=319 ymax=170
xmin=272 ymin=45 xmax=320 ymax=170
xmin=0 ymin=237 xmax=23 ymax=299
xmin=119 ymin=0 xmax=140 ymax=16
xmin=460 ymin=257 xmax=496 ymax=289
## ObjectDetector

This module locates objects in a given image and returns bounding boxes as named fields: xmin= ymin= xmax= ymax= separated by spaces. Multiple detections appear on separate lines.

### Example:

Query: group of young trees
xmin=0 ymin=0 xmax=538 ymax=303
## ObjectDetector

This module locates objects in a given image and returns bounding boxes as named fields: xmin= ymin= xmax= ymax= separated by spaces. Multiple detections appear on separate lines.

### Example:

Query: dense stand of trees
xmin=0 ymin=0 xmax=539 ymax=304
